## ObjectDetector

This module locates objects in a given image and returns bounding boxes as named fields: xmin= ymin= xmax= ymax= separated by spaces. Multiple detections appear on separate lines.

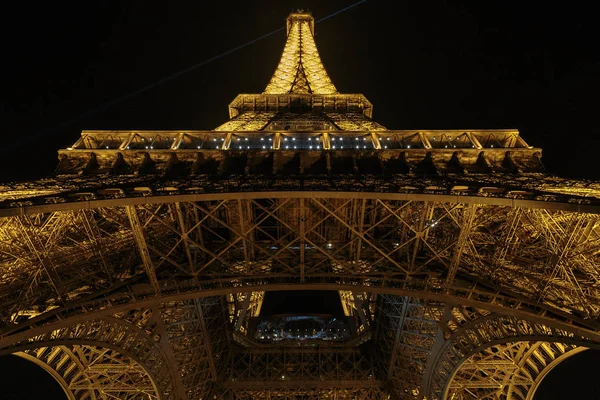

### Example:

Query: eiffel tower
xmin=1 ymin=10 xmax=600 ymax=400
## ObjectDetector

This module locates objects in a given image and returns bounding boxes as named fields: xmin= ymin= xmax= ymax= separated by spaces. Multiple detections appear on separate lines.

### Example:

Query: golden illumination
xmin=264 ymin=12 xmax=337 ymax=94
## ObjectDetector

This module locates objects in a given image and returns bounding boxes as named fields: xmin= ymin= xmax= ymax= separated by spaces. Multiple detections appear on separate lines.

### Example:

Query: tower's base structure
xmin=2 ymin=12 xmax=600 ymax=400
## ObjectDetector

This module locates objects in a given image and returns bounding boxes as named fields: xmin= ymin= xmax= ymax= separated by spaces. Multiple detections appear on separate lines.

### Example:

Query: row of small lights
xmin=100 ymin=137 xmax=491 ymax=150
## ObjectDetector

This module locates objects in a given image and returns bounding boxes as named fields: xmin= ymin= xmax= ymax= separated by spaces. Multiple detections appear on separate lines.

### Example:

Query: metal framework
xmin=1 ymin=10 xmax=600 ymax=400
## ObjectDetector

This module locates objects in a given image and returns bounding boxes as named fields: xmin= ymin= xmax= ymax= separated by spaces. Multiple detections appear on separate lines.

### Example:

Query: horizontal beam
xmin=3 ymin=282 xmax=600 ymax=350
xmin=2 ymin=190 xmax=598 ymax=218
xmin=223 ymin=380 xmax=385 ymax=389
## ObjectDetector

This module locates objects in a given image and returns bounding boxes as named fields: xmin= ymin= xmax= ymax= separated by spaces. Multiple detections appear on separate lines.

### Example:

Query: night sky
xmin=1 ymin=1 xmax=599 ymax=398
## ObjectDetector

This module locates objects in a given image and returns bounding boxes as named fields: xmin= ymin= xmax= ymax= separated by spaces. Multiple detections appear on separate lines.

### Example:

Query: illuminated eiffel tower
xmin=2 ymin=10 xmax=600 ymax=400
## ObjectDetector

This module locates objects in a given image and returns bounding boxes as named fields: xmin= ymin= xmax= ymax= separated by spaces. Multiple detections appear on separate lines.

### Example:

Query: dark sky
xmin=0 ymin=1 xmax=599 ymax=398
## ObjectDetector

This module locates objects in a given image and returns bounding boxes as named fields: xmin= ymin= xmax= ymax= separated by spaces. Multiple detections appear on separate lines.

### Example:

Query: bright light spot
xmin=407 ymin=145 xmax=411 ymax=148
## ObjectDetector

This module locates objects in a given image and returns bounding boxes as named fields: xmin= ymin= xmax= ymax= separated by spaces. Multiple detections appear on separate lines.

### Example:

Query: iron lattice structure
xmin=1 ymin=11 xmax=600 ymax=400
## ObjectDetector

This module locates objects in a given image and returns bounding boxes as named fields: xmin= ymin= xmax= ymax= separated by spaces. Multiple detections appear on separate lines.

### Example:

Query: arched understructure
xmin=2 ymin=10 xmax=600 ymax=400
xmin=445 ymin=341 xmax=586 ymax=399
xmin=15 ymin=344 xmax=160 ymax=400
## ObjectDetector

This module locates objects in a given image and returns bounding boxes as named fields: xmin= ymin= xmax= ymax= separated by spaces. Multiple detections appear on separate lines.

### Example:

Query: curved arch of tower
xmin=1 ymin=11 xmax=600 ymax=400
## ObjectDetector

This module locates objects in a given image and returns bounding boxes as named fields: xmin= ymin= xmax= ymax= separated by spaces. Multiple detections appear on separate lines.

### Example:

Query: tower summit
xmin=264 ymin=11 xmax=337 ymax=94
xmin=1 ymin=11 xmax=600 ymax=400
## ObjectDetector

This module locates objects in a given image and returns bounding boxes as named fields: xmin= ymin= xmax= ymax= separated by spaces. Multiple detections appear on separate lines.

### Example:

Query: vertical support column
xmin=322 ymin=132 xmax=331 ymax=150
xmin=388 ymin=298 xmax=409 ymax=380
xmin=238 ymin=200 xmax=251 ymax=271
xmin=409 ymin=202 xmax=434 ymax=272
xmin=126 ymin=206 xmax=161 ymax=295
xmin=355 ymin=199 xmax=367 ymax=263
xmin=175 ymin=202 xmax=196 ymax=275
xmin=446 ymin=204 xmax=477 ymax=288
xmin=299 ymin=198 xmax=306 ymax=282
xmin=273 ymin=132 xmax=281 ymax=150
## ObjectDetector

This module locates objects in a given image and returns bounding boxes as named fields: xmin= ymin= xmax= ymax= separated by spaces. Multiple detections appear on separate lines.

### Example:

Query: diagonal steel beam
xmin=311 ymin=198 xmax=409 ymax=273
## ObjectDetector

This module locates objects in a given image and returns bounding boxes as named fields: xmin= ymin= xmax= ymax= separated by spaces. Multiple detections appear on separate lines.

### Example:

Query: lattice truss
xmin=213 ymin=110 xmax=387 ymax=132
xmin=1 ymin=198 xmax=600 ymax=325
xmin=373 ymin=297 xmax=599 ymax=400
xmin=2 ymin=6 xmax=600 ymax=399
xmin=18 ymin=345 xmax=158 ymax=400
xmin=214 ymin=112 xmax=276 ymax=132
xmin=1 ymin=196 xmax=600 ymax=398
xmin=216 ymin=387 xmax=390 ymax=400
xmin=446 ymin=341 xmax=582 ymax=400
xmin=0 ymin=297 xmax=230 ymax=400
xmin=264 ymin=12 xmax=337 ymax=94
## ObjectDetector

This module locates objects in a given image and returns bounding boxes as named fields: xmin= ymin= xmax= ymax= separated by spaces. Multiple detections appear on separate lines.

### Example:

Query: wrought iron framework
xmin=1 ymin=10 xmax=600 ymax=400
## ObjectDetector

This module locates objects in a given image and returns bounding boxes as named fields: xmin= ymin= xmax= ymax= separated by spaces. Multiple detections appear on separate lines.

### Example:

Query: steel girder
xmin=17 ymin=345 xmax=159 ymax=400
xmin=1 ymin=195 xmax=600 ymax=399
xmin=1 ymin=196 xmax=600 ymax=328
xmin=445 ymin=341 xmax=584 ymax=400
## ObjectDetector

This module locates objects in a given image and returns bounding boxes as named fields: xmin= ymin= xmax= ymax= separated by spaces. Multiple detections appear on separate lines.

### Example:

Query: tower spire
xmin=264 ymin=11 xmax=338 ymax=94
